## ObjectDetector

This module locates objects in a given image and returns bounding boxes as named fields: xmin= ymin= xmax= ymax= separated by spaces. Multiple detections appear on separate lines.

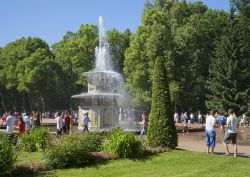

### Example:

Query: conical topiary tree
xmin=147 ymin=57 xmax=177 ymax=149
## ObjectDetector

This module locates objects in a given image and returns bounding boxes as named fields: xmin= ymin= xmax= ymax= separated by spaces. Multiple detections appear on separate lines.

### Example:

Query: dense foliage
xmin=103 ymin=128 xmax=143 ymax=158
xmin=0 ymin=135 xmax=17 ymax=177
xmin=43 ymin=133 xmax=102 ymax=169
xmin=124 ymin=0 xmax=229 ymax=113
xmin=147 ymin=57 xmax=177 ymax=148
xmin=0 ymin=0 xmax=249 ymax=115
xmin=206 ymin=2 xmax=250 ymax=115
xmin=19 ymin=127 xmax=50 ymax=152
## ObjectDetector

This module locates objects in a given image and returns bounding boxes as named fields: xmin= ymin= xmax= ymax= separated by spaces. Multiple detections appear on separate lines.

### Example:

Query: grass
xmin=20 ymin=150 xmax=249 ymax=177
xmin=17 ymin=151 xmax=43 ymax=165
xmin=14 ymin=152 xmax=46 ymax=177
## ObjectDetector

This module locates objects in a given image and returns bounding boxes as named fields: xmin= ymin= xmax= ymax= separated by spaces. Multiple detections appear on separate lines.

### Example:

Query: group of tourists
xmin=54 ymin=111 xmax=75 ymax=135
xmin=173 ymin=112 xmax=204 ymax=134
xmin=55 ymin=111 xmax=90 ymax=135
xmin=174 ymin=112 xmax=204 ymax=125
xmin=205 ymin=109 xmax=239 ymax=157
xmin=139 ymin=108 xmax=242 ymax=157
xmin=1 ymin=111 xmax=42 ymax=134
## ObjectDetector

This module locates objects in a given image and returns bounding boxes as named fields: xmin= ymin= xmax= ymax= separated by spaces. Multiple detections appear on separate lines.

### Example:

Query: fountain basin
xmin=83 ymin=71 xmax=123 ymax=92
xmin=72 ymin=93 xmax=121 ymax=108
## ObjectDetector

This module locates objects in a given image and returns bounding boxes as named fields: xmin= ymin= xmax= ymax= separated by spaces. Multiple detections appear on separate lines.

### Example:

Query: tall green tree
xmin=0 ymin=37 xmax=51 ymax=111
xmin=16 ymin=48 xmax=64 ymax=111
xmin=206 ymin=5 xmax=250 ymax=115
xmin=107 ymin=28 xmax=131 ymax=74
xmin=52 ymin=24 xmax=98 ymax=109
xmin=147 ymin=57 xmax=177 ymax=148
xmin=124 ymin=0 xmax=227 ymax=113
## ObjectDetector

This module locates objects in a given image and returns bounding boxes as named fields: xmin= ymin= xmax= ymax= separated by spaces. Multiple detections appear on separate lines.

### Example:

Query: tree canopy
xmin=0 ymin=0 xmax=249 ymax=116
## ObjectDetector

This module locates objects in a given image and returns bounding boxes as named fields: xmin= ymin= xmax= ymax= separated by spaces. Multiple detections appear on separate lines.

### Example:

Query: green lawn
xmin=17 ymin=151 xmax=43 ymax=165
xmin=24 ymin=150 xmax=250 ymax=177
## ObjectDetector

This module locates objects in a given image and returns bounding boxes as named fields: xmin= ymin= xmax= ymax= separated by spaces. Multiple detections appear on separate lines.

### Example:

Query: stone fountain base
xmin=78 ymin=106 xmax=119 ymax=132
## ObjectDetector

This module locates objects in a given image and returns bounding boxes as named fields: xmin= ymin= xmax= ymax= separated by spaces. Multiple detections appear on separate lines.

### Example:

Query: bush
xmin=147 ymin=57 xmax=178 ymax=149
xmin=103 ymin=128 xmax=143 ymax=158
xmin=0 ymin=136 xmax=17 ymax=177
xmin=19 ymin=127 xmax=50 ymax=152
xmin=43 ymin=133 xmax=103 ymax=169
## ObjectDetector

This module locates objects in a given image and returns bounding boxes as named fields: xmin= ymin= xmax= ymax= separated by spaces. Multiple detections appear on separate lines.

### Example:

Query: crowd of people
xmin=0 ymin=111 xmax=77 ymax=135
xmin=54 ymin=111 xmax=75 ymax=136
xmin=1 ymin=111 xmax=42 ymax=134
xmin=139 ymin=108 xmax=247 ymax=157
xmin=54 ymin=111 xmax=90 ymax=136
xmin=1 ymin=108 xmax=248 ymax=157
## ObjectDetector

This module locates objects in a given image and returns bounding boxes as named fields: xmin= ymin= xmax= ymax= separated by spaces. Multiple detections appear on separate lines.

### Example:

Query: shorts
xmin=223 ymin=132 xmax=237 ymax=144
xmin=206 ymin=130 xmax=216 ymax=147
xmin=218 ymin=121 xmax=225 ymax=125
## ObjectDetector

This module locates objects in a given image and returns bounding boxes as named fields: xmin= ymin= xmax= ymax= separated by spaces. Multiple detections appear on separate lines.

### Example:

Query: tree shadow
xmin=12 ymin=166 xmax=36 ymax=177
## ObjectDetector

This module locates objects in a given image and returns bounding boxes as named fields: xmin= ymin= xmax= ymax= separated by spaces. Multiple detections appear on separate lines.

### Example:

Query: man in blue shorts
xmin=205 ymin=110 xmax=218 ymax=154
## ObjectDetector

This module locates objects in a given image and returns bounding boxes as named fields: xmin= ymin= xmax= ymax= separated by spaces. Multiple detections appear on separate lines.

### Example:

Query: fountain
xmin=72 ymin=16 xmax=127 ymax=131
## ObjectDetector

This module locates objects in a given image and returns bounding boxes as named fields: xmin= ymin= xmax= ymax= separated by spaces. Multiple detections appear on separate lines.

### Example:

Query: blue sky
xmin=0 ymin=0 xmax=230 ymax=47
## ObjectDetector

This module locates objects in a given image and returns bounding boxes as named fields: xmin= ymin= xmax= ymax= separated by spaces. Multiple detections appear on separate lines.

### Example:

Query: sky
xmin=0 ymin=0 xmax=230 ymax=47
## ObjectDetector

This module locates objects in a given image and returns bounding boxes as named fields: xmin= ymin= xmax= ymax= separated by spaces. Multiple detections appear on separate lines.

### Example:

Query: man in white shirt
xmin=23 ymin=112 xmax=30 ymax=133
xmin=190 ymin=113 xmax=194 ymax=124
xmin=174 ymin=112 xmax=178 ymax=123
xmin=55 ymin=112 xmax=63 ymax=135
xmin=205 ymin=110 xmax=218 ymax=154
xmin=198 ymin=112 xmax=202 ymax=126
xmin=222 ymin=109 xmax=238 ymax=157
xmin=6 ymin=112 xmax=16 ymax=133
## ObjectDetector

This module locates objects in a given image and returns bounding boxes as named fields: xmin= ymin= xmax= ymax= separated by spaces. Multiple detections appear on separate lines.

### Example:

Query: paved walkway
xmin=178 ymin=132 xmax=250 ymax=158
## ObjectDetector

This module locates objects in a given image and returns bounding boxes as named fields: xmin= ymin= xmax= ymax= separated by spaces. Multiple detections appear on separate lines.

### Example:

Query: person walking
xmin=198 ymin=112 xmax=203 ymax=126
xmin=140 ymin=113 xmax=149 ymax=137
xmin=174 ymin=112 xmax=178 ymax=123
xmin=23 ymin=112 xmax=30 ymax=133
xmin=205 ymin=110 xmax=218 ymax=154
xmin=190 ymin=112 xmax=195 ymax=124
xmin=222 ymin=109 xmax=238 ymax=157
xmin=64 ymin=112 xmax=71 ymax=134
xmin=83 ymin=112 xmax=91 ymax=133
xmin=1 ymin=113 xmax=7 ymax=125
xmin=6 ymin=112 xmax=16 ymax=133
xmin=16 ymin=117 xmax=25 ymax=134
xmin=55 ymin=112 xmax=63 ymax=136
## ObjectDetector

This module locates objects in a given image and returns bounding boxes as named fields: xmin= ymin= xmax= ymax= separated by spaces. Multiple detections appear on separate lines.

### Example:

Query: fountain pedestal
xmin=72 ymin=71 xmax=122 ymax=131
xmin=77 ymin=106 xmax=119 ymax=131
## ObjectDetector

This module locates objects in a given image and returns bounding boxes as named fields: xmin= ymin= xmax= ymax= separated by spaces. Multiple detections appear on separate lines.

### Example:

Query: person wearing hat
xmin=83 ymin=112 xmax=91 ymax=133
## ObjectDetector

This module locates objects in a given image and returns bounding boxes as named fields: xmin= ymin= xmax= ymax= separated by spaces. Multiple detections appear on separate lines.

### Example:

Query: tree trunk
xmin=28 ymin=93 xmax=33 ymax=111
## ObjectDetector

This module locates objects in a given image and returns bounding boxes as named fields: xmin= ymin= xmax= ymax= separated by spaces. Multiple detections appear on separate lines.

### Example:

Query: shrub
xmin=0 ymin=136 xmax=17 ymax=177
xmin=103 ymin=128 xmax=143 ymax=158
xmin=19 ymin=127 xmax=50 ymax=152
xmin=147 ymin=57 xmax=178 ymax=149
xmin=43 ymin=133 xmax=103 ymax=169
